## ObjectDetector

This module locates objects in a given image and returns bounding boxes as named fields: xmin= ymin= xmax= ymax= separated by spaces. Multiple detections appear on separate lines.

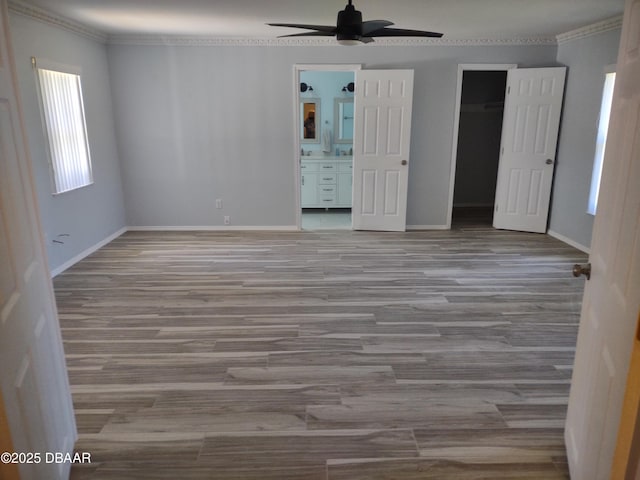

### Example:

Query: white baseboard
xmin=130 ymin=225 xmax=453 ymax=232
xmin=130 ymin=225 xmax=449 ymax=232
xmin=50 ymin=227 xmax=127 ymax=277
xmin=547 ymin=229 xmax=591 ymax=254
xmin=406 ymin=225 xmax=449 ymax=230
xmin=127 ymin=225 xmax=300 ymax=232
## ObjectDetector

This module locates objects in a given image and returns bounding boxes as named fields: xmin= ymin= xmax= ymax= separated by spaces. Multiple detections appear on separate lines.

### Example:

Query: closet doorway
xmin=447 ymin=64 xmax=516 ymax=228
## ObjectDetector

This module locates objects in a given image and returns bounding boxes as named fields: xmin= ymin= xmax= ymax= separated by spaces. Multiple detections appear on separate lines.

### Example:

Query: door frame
xmin=445 ymin=63 xmax=517 ymax=229
xmin=293 ymin=64 xmax=361 ymax=230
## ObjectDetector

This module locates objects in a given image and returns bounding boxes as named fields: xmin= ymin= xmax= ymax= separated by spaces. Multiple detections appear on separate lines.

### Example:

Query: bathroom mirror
xmin=301 ymin=99 xmax=320 ymax=143
xmin=334 ymin=97 xmax=354 ymax=144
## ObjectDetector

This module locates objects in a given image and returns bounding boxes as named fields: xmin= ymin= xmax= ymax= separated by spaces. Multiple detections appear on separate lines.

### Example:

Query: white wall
xmin=549 ymin=28 xmax=621 ymax=249
xmin=107 ymin=43 xmax=558 ymax=228
xmin=9 ymin=13 xmax=126 ymax=272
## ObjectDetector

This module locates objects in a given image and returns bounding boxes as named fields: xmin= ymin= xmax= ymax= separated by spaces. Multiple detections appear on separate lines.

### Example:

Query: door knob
xmin=401 ymin=160 xmax=407 ymax=166
xmin=573 ymin=263 xmax=591 ymax=280
xmin=546 ymin=159 xmax=554 ymax=165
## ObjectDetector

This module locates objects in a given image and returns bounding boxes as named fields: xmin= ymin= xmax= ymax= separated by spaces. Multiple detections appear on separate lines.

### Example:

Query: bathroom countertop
xmin=301 ymin=156 xmax=352 ymax=162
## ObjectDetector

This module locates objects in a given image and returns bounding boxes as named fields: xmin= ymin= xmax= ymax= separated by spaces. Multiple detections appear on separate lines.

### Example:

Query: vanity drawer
xmin=338 ymin=163 xmax=353 ymax=172
xmin=318 ymin=185 xmax=336 ymax=194
xmin=319 ymin=194 xmax=336 ymax=205
xmin=319 ymin=163 xmax=336 ymax=172
xmin=301 ymin=162 xmax=319 ymax=172
xmin=318 ymin=173 xmax=337 ymax=184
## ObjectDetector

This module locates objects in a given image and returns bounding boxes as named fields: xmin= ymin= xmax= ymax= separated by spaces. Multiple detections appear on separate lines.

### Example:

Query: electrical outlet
xmin=224 ymin=216 xmax=230 ymax=225
xmin=215 ymin=199 xmax=223 ymax=209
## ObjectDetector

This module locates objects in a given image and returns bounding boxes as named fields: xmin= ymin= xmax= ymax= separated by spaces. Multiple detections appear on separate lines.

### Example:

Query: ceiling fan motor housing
xmin=337 ymin=3 xmax=363 ymax=41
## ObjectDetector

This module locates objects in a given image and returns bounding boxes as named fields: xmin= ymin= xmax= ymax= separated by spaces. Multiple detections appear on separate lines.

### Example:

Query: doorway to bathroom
xmin=295 ymin=65 xmax=359 ymax=230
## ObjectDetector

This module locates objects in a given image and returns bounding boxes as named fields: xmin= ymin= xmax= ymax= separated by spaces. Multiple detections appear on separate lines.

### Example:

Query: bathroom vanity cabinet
xmin=301 ymin=157 xmax=352 ymax=208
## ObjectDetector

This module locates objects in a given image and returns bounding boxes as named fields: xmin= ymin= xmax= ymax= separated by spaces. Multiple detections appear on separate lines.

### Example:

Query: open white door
xmin=352 ymin=70 xmax=413 ymax=232
xmin=0 ymin=1 xmax=77 ymax=479
xmin=565 ymin=0 xmax=640 ymax=477
xmin=493 ymin=67 xmax=566 ymax=233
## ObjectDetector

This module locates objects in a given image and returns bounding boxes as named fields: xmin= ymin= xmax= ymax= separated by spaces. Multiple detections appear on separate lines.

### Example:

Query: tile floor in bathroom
xmin=301 ymin=208 xmax=352 ymax=230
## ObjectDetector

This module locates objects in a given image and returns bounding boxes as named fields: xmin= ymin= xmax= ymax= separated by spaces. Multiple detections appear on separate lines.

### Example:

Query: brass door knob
xmin=573 ymin=263 xmax=591 ymax=280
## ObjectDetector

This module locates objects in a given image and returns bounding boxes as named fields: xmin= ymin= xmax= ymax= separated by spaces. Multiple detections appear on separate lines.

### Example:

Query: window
xmin=587 ymin=70 xmax=616 ymax=215
xmin=34 ymin=59 xmax=93 ymax=194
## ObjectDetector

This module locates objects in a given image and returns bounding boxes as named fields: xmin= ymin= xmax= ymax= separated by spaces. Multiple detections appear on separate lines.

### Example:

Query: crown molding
xmin=106 ymin=34 xmax=557 ymax=47
xmin=556 ymin=16 xmax=623 ymax=45
xmin=11 ymin=0 xmax=618 ymax=49
xmin=8 ymin=0 xmax=107 ymax=43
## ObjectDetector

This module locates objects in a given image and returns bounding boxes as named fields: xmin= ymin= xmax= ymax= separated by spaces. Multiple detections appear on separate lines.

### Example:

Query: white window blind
xmin=36 ymin=62 xmax=93 ymax=194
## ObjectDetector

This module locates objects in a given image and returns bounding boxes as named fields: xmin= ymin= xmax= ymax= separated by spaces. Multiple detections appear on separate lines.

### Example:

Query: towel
xmin=322 ymin=128 xmax=332 ymax=153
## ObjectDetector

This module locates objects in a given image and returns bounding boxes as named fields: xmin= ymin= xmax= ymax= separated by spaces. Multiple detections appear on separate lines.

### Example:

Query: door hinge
xmin=507 ymin=86 xmax=511 ymax=95
xmin=495 ymin=204 xmax=499 ymax=212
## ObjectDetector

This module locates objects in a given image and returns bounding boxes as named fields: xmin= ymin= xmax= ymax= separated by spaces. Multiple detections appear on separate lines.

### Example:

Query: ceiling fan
xmin=268 ymin=0 xmax=443 ymax=45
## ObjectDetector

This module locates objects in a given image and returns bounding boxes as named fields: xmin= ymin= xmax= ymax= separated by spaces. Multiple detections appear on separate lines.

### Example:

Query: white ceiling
xmin=17 ymin=0 xmax=624 ymax=40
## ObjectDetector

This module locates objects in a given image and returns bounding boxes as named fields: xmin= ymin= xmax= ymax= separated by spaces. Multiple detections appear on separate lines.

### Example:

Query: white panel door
xmin=352 ymin=70 xmax=413 ymax=232
xmin=493 ymin=67 xmax=566 ymax=233
xmin=0 ymin=1 xmax=77 ymax=479
xmin=565 ymin=0 xmax=640 ymax=477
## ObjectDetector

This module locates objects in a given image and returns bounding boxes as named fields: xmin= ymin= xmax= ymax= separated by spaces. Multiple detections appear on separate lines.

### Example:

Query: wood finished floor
xmin=54 ymin=226 xmax=588 ymax=479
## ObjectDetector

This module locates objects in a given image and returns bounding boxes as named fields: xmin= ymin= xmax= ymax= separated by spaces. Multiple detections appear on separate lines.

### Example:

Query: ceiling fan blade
xmin=366 ymin=27 xmax=443 ymax=38
xmin=359 ymin=36 xmax=375 ymax=44
xmin=278 ymin=31 xmax=335 ymax=38
xmin=267 ymin=23 xmax=336 ymax=34
xmin=361 ymin=20 xmax=394 ymax=35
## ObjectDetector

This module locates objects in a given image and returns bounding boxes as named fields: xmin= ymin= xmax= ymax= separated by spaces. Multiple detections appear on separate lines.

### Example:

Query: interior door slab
xmin=493 ymin=67 xmax=566 ymax=233
xmin=352 ymin=69 xmax=414 ymax=232
xmin=565 ymin=0 xmax=640 ymax=477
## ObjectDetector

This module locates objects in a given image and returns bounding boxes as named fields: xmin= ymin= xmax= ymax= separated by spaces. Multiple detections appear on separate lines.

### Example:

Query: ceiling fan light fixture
xmin=336 ymin=1 xmax=363 ymax=45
